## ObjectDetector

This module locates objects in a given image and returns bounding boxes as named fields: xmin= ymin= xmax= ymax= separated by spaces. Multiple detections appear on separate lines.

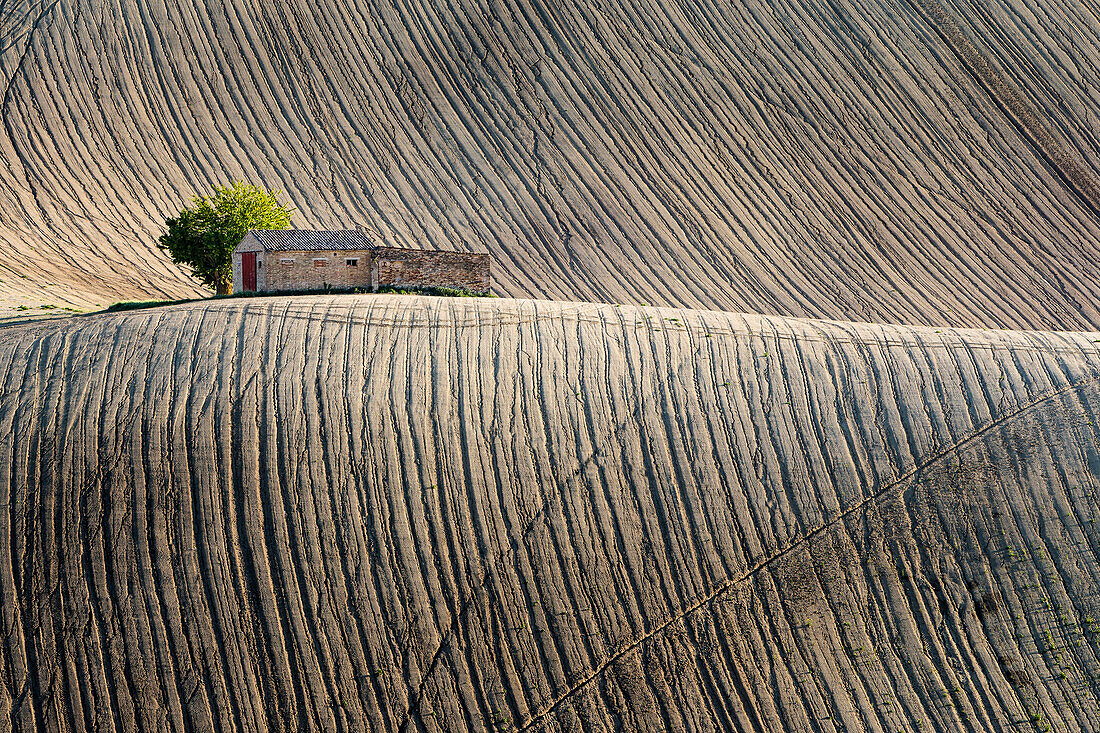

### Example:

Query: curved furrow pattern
xmin=1 ymin=0 xmax=1100 ymax=329
xmin=1 ymin=294 xmax=1099 ymax=730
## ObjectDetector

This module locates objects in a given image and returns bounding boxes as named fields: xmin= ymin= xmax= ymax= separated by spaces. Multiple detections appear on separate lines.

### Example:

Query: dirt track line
xmin=905 ymin=0 xmax=1100 ymax=221
xmin=517 ymin=367 xmax=1100 ymax=730
xmin=396 ymin=413 xmax=627 ymax=732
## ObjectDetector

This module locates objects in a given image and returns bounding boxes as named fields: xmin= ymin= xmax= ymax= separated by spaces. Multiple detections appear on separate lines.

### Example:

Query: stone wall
xmin=372 ymin=248 xmax=491 ymax=292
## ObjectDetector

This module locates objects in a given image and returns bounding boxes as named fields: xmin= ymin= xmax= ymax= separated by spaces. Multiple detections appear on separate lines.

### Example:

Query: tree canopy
xmin=158 ymin=182 xmax=294 ymax=294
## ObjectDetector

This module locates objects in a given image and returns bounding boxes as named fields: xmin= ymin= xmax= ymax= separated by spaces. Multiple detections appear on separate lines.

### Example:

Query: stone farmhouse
xmin=232 ymin=229 xmax=491 ymax=294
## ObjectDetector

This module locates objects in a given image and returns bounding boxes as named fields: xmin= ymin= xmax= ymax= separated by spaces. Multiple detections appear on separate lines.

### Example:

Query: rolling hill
xmin=3 ymin=0 xmax=1100 ymax=326
xmin=2 ymin=295 xmax=1099 ymax=730
xmin=5 ymin=0 xmax=1100 ymax=727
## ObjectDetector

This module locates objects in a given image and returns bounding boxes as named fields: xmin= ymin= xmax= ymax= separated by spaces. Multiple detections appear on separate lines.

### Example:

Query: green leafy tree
xmin=158 ymin=182 xmax=294 ymax=294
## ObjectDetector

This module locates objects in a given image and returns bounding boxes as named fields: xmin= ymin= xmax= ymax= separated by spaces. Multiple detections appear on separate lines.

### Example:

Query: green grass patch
xmin=375 ymin=285 xmax=495 ymax=298
xmin=105 ymin=298 xmax=198 ymax=313
xmin=104 ymin=285 xmax=495 ymax=314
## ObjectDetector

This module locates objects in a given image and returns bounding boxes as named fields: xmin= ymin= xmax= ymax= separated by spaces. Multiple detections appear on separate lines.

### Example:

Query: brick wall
xmin=372 ymin=248 xmax=491 ymax=292
xmin=260 ymin=250 xmax=375 ymax=291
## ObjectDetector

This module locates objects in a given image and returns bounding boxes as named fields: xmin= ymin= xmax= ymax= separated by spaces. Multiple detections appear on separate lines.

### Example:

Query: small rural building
xmin=232 ymin=229 xmax=491 ymax=294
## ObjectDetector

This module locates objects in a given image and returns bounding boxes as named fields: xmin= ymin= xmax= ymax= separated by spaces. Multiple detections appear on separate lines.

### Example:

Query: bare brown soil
xmin=3 ymin=0 xmax=1100 ymax=327
xmin=5 ymin=0 xmax=1100 ymax=725
xmin=2 ymin=295 xmax=1099 ymax=730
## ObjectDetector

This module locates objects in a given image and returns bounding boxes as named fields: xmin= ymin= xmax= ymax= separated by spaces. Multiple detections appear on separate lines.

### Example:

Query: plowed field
xmin=3 ymin=295 xmax=1099 ymax=730
xmin=4 ymin=0 xmax=1100 ymax=327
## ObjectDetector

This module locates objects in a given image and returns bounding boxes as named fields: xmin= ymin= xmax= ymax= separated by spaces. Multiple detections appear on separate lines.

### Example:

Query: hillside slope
xmin=3 ymin=0 xmax=1100 ymax=327
xmin=2 ymin=295 xmax=1100 ymax=730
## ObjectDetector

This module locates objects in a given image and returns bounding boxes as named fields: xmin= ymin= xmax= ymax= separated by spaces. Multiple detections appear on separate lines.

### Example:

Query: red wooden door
xmin=242 ymin=252 xmax=257 ymax=291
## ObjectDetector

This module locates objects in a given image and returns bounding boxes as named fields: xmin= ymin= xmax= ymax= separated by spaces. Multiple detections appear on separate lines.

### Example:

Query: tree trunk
xmin=215 ymin=280 xmax=231 ymax=296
